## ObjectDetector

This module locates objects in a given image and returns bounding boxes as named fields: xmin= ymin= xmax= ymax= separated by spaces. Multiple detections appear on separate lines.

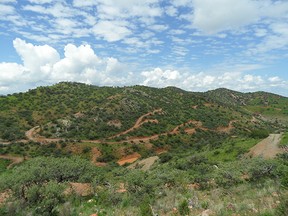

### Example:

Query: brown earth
xmin=25 ymin=126 xmax=61 ymax=143
xmin=64 ymin=182 xmax=93 ymax=197
xmin=156 ymin=148 xmax=168 ymax=155
xmin=0 ymin=190 xmax=11 ymax=206
xmin=216 ymin=120 xmax=236 ymax=133
xmin=117 ymin=152 xmax=141 ymax=166
xmin=91 ymin=147 xmax=106 ymax=167
xmin=248 ymin=134 xmax=283 ymax=159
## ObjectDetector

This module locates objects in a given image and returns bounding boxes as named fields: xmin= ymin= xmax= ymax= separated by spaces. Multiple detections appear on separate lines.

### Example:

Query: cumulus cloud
xmin=0 ymin=39 xmax=287 ymax=95
xmin=13 ymin=38 xmax=60 ymax=75
xmin=0 ymin=38 xmax=133 ymax=94
xmin=141 ymin=67 xmax=287 ymax=93
xmin=142 ymin=68 xmax=181 ymax=86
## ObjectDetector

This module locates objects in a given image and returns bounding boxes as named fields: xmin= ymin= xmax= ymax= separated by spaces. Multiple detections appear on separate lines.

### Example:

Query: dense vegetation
xmin=0 ymin=82 xmax=287 ymax=215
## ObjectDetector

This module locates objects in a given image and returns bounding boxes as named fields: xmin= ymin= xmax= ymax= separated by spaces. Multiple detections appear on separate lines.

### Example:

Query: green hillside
xmin=205 ymin=88 xmax=288 ymax=124
xmin=0 ymin=82 xmax=285 ymax=141
xmin=0 ymin=82 xmax=287 ymax=215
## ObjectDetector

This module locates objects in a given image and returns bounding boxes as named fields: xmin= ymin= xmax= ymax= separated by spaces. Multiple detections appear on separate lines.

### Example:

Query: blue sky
xmin=1 ymin=0 xmax=288 ymax=96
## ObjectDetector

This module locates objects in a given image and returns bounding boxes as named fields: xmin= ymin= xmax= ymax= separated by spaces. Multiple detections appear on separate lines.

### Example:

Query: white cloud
xmin=148 ymin=24 xmax=168 ymax=32
xmin=27 ymin=0 xmax=53 ymax=4
xmin=0 ymin=0 xmax=16 ymax=3
xmin=92 ymin=20 xmax=132 ymax=42
xmin=165 ymin=5 xmax=178 ymax=16
xmin=169 ymin=29 xmax=186 ymax=35
xmin=0 ymin=63 xmax=26 ymax=84
xmin=13 ymin=38 xmax=60 ymax=76
xmin=141 ymin=68 xmax=181 ymax=86
xmin=192 ymin=0 xmax=260 ymax=34
xmin=1 ymin=38 xmax=287 ymax=95
xmin=0 ymin=4 xmax=15 ymax=15
xmin=0 ymin=38 xmax=134 ymax=94
xmin=140 ymin=66 xmax=287 ymax=93
xmin=96 ymin=0 xmax=162 ymax=19
xmin=190 ymin=0 xmax=288 ymax=35
xmin=170 ymin=0 xmax=193 ymax=7
xmin=254 ymin=28 xmax=268 ymax=37
xmin=268 ymin=76 xmax=281 ymax=82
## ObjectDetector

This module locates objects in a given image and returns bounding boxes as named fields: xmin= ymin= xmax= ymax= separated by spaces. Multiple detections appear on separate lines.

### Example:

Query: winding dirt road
xmin=25 ymin=126 xmax=61 ymax=143
xmin=108 ymin=108 xmax=162 ymax=139
xmin=22 ymin=109 xmax=236 ymax=146
xmin=248 ymin=134 xmax=283 ymax=159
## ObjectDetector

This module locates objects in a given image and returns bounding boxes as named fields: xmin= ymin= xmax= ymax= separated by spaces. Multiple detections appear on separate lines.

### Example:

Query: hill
xmin=0 ymin=82 xmax=287 ymax=215
xmin=0 ymin=82 xmax=286 ymax=142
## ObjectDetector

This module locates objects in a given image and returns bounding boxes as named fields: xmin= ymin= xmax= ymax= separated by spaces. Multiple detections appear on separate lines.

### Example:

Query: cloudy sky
xmin=1 ymin=0 xmax=288 ymax=96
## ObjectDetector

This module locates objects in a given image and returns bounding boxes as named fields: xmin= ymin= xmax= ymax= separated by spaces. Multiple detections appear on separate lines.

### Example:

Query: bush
xmin=275 ymin=193 xmax=288 ymax=216
xmin=159 ymin=153 xmax=172 ymax=163
xmin=250 ymin=129 xmax=269 ymax=139
xmin=178 ymin=199 xmax=190 ymax=216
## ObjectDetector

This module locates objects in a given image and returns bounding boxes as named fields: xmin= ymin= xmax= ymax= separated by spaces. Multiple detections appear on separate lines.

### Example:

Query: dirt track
xmin=22 ymin=109 xmax=236 ymax=146
xmin=108 ymin=109 xmax=162 ymax=139
xmin=0 ymin=155 xmax=24 ymax=168
xmin=248 ymin=134 xmax=283 ymax=159
xmin=26 ymin=126 xmax=61 ymax=143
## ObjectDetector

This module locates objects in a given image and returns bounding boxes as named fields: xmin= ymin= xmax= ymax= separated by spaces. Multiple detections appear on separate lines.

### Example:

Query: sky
xmin=1 ymin=0 xmax=288 ymax=96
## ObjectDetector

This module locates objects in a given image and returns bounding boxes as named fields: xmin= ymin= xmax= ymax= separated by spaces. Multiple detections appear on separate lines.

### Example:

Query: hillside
xmin=205 ymin=88 xmax=288 ymax=124
xmin=0 ymin=82 xmax=287 ymax=215
xmin=0 ymin=82 xmax=285 ymax=142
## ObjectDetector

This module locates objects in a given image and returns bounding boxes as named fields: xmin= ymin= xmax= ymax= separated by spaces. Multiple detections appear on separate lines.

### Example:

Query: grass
xmin=0 ymin=158 xmax=10 ymax=173
xmin=205 ymin=137 xmax=260 ymax=162
xmin=280 ymin=132 xmax=288 ymax=147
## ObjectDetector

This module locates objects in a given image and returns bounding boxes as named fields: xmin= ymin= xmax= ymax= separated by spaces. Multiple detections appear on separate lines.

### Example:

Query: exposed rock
xmin=107 ymin=119 xmax=122 ymax=128
xmin=199 ymin=209 xmax=213 ymax=216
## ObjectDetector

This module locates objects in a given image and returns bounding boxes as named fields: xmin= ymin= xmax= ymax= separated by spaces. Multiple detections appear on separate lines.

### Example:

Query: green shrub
xmin=178 ymin=199 xmax=190 ymax=216
xmin=250 ymin=129 xmax=269 ymax=139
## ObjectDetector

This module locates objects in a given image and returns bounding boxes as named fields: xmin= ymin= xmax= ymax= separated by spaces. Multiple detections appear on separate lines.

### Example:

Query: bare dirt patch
xmin=107 ymin=119 xmax=122 ymax=128
xmin=128 ymin=156 xmax=159 ymax=171
xmin=0 ymin=190 xmax=11 ymax=206
xmin=248 ymin=134 xmax=283 ymax=159
xmin=156 ymin=148 xmax=168 ymax=155
xmin=73 ymin=112 xmax=84 ymax=118
xmin=216 ymin=120 xmax=236 ymax=133
xmin=64 ymin=183 xmax=93 ymax=197
xmin=91 ymin=147 xmax=106 ymax=167
xmin=117 ymin=152 xmax=141 ymax=166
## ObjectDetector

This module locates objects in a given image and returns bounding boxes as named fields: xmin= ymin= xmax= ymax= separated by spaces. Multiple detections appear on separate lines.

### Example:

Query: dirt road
xmin=248 ymin=134 xmax=283 ymax=159
xmin=26 ymin=126 xmax=61 ymax=143
xmin=108 ymin=109 xmax=162 ymax=139
xmin=0 ymin=155 xmax=24 ymax=168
